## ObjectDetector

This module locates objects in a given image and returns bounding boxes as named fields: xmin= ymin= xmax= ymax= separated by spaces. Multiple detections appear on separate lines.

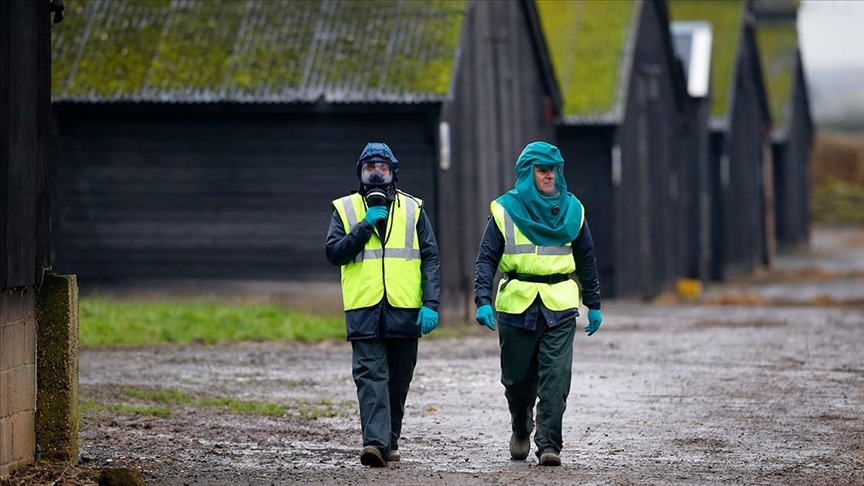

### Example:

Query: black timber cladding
xmin=1 ymin=0 xmax=52 ymax=289
xmin=558 ymin=0 xmax=689 ymax=299
xmin=436 ymin=0 xmax=559 ymax=315
xmin=709 ymin=18 xmax=772 ymax=279
xmin=670 ymin=22 xmax=713 ymax=282
xmin=48 ymin=0 xmax=564 ymax=319
xmin=772 ymin=55 xmax=813 ymax=250
xmin=51 ymin=104 xmax=438 ymax=281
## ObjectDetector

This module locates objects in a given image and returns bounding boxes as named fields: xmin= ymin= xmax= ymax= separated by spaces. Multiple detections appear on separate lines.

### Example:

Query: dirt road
xmin=76 ymin=228 xmax=864 ymax=485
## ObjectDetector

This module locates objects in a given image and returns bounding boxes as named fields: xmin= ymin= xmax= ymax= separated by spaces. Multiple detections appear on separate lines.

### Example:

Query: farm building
xmin=1 ymin=0 xmax=52 ymax=476
xmin=670 ymin=0 xmax=773 ymax=280
xmin=49 ymin=0 xmax=562 ymax=321
xmin=752 ymin=0 xmax=814 ymax=251
xmin=536 ymin=0 xmax=690 ymax=299
xmin=671 ymin=20 xmax=714 ymax=282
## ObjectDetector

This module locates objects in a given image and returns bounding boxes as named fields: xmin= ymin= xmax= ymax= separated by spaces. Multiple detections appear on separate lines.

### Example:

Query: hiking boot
xmin=509 ymin=434 xmax=530 ymax=461
xmin=360 ymin=446 xmax=387 ymax=467
xmin=388 ymin=450 xmax=401 ymax=462
xmin=539 ymin=450 xmax=561 ymax=466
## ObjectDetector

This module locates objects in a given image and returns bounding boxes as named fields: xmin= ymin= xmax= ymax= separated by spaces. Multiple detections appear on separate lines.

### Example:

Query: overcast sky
xmin=799 ymin=0 xmax=864 ymax=70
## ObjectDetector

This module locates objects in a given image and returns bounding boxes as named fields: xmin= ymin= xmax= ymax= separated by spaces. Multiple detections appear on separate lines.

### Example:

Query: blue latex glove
xmin=416 ymin=306 xmax=439 ymax=335
xmin=475 ymin=304 xmax=495 ymax=331
xmin=585 ymin=309 xmax=603 ymax=336
xmin=363 ymin=206 xmax=388 ymax=225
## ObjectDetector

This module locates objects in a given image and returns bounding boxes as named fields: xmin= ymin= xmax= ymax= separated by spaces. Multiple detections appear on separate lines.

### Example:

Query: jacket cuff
xmin=475 ymin=297 xmax=492 ymax=307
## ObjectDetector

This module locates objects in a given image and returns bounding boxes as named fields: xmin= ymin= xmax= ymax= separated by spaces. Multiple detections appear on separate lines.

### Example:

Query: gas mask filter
xmin=360 ymin=163 xmax=393 ymax=207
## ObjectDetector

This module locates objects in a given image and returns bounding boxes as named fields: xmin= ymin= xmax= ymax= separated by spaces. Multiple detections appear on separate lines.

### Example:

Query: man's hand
xmin=416 ymin=306 xmax=439 ymax=335
xmin=585 ymin=309 xmax=602 ymax=336
xmin=363 ymin=206 xmax=388 ymax=225
xmin=475 ymin=304 xmax=496 ymax=331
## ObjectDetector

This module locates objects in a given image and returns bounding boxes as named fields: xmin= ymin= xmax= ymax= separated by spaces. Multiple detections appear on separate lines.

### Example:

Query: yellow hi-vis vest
xmin=491 ymin=200 xmax=583 ymax=314
xmin=333 ymin=191 xmax=423 ymax=311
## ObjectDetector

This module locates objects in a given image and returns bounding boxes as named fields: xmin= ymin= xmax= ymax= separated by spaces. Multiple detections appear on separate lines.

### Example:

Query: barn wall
xmin=774 ymin=56 xmax=813 ymax=250
xmin=438 ymin=0 xmax=557 ymax=319
xmin=1 ymin=0 xmax=51 ymax=476
xmin=557 ymin=127 xmax=616 ymax=296
xmin=52 ymin=105 xmax=438 ymax=283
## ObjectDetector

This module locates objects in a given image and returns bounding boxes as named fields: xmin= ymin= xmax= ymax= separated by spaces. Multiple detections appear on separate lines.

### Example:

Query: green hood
xmin=496 ymin=142 xmax=583 ymax=246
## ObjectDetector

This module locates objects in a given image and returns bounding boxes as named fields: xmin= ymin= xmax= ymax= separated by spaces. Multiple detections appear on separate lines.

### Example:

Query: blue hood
xmin=356 ymin=142 xmax=399 ymax=180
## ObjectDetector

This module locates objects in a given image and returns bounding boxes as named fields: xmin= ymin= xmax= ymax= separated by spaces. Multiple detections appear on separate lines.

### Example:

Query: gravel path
xmin=76 ymin=228 xmax=864 ymax=485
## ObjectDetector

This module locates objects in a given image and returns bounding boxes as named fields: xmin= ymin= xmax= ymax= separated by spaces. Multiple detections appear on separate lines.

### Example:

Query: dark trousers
xmin=498 ymin=317 xmax=576 ymax=456
xmin=351 ymin=338 xmax=418 ymax=456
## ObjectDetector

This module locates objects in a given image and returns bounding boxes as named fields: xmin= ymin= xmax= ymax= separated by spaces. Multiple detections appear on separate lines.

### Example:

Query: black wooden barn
xmin=1 ymin=0 xmax=51 ymax=291
xmin=753 ymin=0 xmax=814 ymax=251
xmin=50 ymin=0 xmax=561 ymax=321
xmin=537 ymin=0 xmax=690 ymax=299
xmin=670 ymin=0 xmax=773 ymax=281
xmin=671 ymin=21 xmax=714 ymax=282
xmin=1 ymin=0 xmax=53 ymax=476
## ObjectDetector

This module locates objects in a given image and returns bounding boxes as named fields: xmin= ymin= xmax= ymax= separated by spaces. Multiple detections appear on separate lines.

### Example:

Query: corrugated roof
xmin=51 ymin=0 xmax=466 ymax=104
xmin=756 ymin=23 xmax=798 ymax=133
xmin=669 ymin=0 xmax=745 ymax=119
xmin=536 ymin=0 xmax=637 ymax=121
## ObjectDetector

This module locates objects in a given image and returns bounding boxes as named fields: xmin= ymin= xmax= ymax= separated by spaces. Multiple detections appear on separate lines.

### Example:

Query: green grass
xmin=79 ymin=298 xmax=346 ymax=347
xmin=123 ymin=386 xmax=288 ymax=417
xmin=80 ymin=399 xmax=171 ymax=418
xmin=81 ymin=386 xmax=352 ymax=420
xmin=812 ymin=179 xmax=864 ymax=224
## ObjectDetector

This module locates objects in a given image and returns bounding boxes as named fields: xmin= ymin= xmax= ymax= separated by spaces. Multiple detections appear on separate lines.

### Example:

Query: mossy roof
xmin=755 ymin=23 xmax=798 ymax=131
xmin=51 ymin=0 xmax=466 ymax=103
xmin=669 ymin=0 xmax=745 ymax=118
xmin=536 ymin=0 xmax=637 ymax=121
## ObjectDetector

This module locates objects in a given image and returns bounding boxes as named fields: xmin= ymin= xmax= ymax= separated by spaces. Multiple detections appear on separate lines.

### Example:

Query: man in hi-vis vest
xmin=474 ymin=141 xmax=603 ymax=466
xmin=326 ymin=142 xmax=441 ymax=468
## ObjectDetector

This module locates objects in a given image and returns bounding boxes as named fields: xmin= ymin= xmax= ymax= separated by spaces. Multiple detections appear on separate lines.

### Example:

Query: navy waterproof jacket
xmin=474 ymin=215 xmax=601 ymax=331
xmin=325 ymin=194 xmax=441 ymax=340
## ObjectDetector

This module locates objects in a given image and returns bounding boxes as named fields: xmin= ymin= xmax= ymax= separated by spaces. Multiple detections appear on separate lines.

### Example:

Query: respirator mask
xmin=359 ymin=161 xmax=394 ymax=207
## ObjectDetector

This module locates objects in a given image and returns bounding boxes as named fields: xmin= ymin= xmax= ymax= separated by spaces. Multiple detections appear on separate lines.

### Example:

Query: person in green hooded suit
xmin=474 ymin=141 xmax=603 ymax=466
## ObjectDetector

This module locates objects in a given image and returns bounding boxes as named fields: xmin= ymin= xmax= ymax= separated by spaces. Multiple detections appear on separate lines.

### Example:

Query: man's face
xmin=533 ymin=165 xmax=557 ymax=196
xmin=361 ymin=161 xmax=392 ymax=184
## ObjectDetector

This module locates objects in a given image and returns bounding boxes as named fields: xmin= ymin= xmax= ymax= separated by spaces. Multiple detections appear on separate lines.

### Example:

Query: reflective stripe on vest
xmin=333 ymin=192 xmax=423 ymax=310
xmin=491 ymin=200 xmax=583 ymax=314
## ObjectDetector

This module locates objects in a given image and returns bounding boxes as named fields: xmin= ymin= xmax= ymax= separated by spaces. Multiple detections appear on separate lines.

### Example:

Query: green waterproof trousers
xmin=498 ymin=317 xmax=576 ymax=457
xmin=351 ymin=338 xmax=418 ymax=457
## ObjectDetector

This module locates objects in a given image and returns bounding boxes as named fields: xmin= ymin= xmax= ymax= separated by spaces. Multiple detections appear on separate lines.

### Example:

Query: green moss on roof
xmin=227 ymin=1 xmax=320 ymax=94
xmin=149 ymin=0 xmax=243 ymax=92
xmin=669 ymin=0 xmax=744 ymax=118
xmin=537 ymin=0 xmax=636 ymax=118
xmin=756 ymin=24 xmax=798 ymax=130
xmin=50 ymin=0 xmax=93 ymax=96
xmin=387 ymin=0 xmax=464 ymax=94
xmin=75 ymin=0 xmax=170 ymax=97
xmin=50 ymin=0 xmax=466 ymax=102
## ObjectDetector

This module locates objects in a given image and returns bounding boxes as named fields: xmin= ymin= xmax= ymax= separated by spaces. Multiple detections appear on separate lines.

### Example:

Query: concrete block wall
xmin=0 ymin=287 xmax=37 ymax=477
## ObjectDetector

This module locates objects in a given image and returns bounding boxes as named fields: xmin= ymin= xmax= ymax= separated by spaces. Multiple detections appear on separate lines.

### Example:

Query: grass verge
xmin=80 ymin=298 xmax=346 ymax=347
xmin=81 ymin=386 xmax=353 ymax=420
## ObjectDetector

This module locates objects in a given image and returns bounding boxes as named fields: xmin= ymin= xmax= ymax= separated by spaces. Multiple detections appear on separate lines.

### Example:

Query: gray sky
xmin=799 ymin=0 xmax=864 ymax=70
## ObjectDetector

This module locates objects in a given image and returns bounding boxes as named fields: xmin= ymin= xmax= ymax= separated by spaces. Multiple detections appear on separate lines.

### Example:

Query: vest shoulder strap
xmin=397 ymin=190 xmax=423 ymax=208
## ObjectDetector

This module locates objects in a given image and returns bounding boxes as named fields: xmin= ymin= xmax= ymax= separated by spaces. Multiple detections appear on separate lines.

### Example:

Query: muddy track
xmin=72 ymin=301 xmax=864 ymax=485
